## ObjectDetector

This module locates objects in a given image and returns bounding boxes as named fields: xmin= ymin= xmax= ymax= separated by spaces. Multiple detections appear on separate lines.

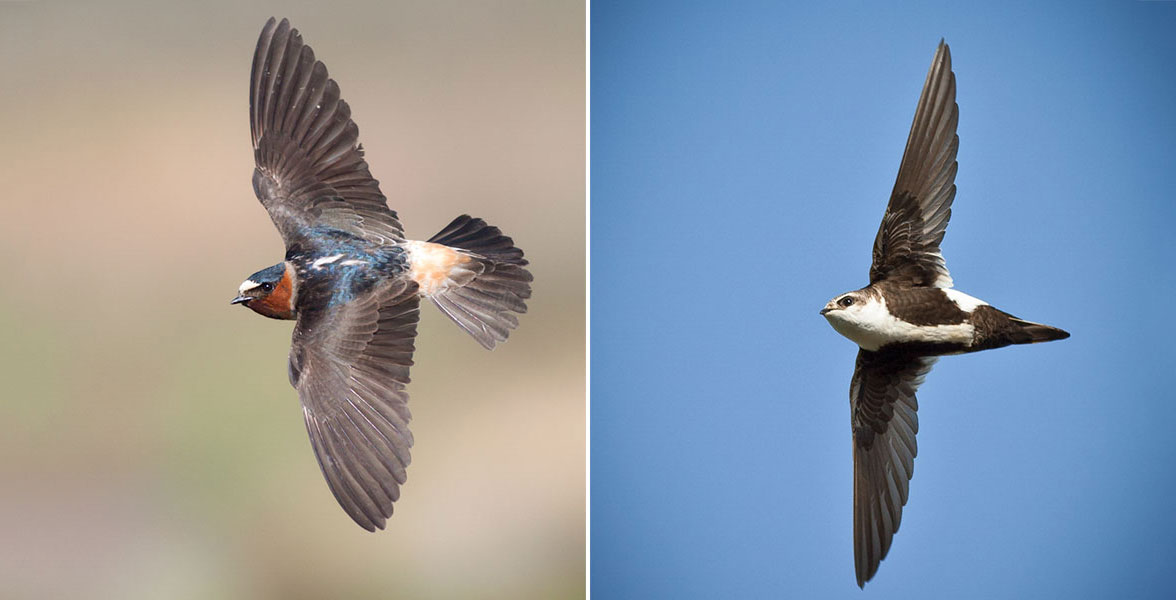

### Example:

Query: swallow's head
xmin=232 ymin=262 xmax=296 ymax=320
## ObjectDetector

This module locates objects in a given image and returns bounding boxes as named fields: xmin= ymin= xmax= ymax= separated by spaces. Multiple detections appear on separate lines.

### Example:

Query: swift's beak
xmin=819 ymin=307 xmax=832 ymax=316
xmin=230 ymin=295 xmax=251 ymax=305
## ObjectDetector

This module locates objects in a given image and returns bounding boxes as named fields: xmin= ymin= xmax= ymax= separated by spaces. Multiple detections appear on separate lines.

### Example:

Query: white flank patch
xmin=312 ymin=254 xmax=344 ymax=269
xmin=943 ymin=288 xmax=989 ymax=312
xmin=824 ymin=295 xmax=974 ymax=352
xmin=339 ymin=259 xmax=367 ymax=266
xmin=238 ymin=279 xmax=258 ymax=293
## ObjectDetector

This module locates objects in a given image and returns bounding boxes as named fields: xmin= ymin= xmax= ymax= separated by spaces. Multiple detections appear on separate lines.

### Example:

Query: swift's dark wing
xmin=288 ymin=280 xmax=419 ymax=530
xmin=850 ymin=349 xmax=937 ymax=587
xmin=870 ymin=40 xmax=958 ymax=288
xmin=251 ymin=17 xmax=404 ymax=248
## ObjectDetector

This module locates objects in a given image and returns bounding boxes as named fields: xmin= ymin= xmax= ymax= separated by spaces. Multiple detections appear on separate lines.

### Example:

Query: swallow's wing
xmin=850 ymin=349 xmax=936 ymax=587
xmin=288 ymin=280 xmax=419 ymax=530
xmin=250 ymin=18 xmax=404 ymax=248
xmin=870 ymin=40 xmax=958 ymax=288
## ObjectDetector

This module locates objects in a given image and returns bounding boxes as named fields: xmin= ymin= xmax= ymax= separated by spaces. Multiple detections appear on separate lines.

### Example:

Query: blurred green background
xmin=0 ymin=1 xmax=584 ymax=598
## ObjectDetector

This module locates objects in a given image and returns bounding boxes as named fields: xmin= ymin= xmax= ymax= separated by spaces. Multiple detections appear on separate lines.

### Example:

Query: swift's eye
xmin=260 ymin=282 xmax=275 ymax=292
xmin=838 ymin=296 xmax=855 ymax=307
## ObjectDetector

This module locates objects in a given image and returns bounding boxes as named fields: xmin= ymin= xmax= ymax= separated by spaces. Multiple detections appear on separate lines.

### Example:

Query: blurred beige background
xmin=0 ymin=1 xmax=584 ymax=598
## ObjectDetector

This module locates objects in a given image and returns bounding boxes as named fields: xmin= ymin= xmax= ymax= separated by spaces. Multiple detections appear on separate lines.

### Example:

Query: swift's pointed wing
xmin=850 ymin=349 xmax=937 ymax=586
xmin=871 ymin=41 xmax=958 ymax=288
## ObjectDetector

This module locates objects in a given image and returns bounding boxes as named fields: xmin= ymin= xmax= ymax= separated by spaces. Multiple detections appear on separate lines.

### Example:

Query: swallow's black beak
xmin=231 ymin=295 xmax=251 ymax=305
xmin=820 ymin=307 xmax=832 ymax=315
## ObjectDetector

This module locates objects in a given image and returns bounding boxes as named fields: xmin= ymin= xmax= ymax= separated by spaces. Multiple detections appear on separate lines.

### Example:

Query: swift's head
xmin=820 ymin=288 xmax=887 ymax=349
xmin=231 ymin=263 xmax=296 ymax=320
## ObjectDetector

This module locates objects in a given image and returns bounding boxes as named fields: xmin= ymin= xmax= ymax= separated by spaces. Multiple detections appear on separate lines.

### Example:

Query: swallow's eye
xmin=260 ymin=282 xmax=275 ymax=292
xmin=838 ymin=296 xmax=855 ymax=308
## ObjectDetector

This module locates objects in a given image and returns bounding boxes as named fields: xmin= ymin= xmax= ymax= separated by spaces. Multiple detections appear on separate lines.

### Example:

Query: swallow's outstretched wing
xmin=251 ymin=17 xmax=404 ymax=248
xmin=871 ymin=40 xmax=958 ymax=289
xmin=850 ymin=349 xmax=936 ymax=587
xmin=288 ymin=280 xmax=420 ymax=530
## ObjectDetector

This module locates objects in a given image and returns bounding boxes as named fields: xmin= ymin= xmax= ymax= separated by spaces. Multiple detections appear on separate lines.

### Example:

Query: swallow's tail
xmin=418 ymin=215 xmax=532 ymax=349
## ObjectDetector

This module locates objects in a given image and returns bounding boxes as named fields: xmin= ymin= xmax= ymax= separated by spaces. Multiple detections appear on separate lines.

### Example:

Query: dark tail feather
xmin=1011 ymin=318 xmax=1070 ymax=344
xmin=428 ymin=215 xmax=529 ymax=266
xmin=427 ymin=215 xmax=533 ymax=349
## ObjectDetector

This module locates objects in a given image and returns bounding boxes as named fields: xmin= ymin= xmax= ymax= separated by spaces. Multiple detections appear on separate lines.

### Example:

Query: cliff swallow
xmin=820 ymin=40 xmax=1069 ymax=586
xmin=232 ymin=18 xmax=532 ymax=531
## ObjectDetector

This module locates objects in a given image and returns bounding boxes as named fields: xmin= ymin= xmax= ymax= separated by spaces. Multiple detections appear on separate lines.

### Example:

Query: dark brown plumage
xmin=851 ymin=40 xmax=959 ymax=586
xmin=823 ymin=40 xmax=1069 ymax=587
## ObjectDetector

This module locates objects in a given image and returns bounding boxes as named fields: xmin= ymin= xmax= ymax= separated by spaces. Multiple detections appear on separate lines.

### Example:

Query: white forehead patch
xmin=943 ymin=289 xmax=988 ymax=312
xmin=239 ymin=279 xmax=259 ymax=293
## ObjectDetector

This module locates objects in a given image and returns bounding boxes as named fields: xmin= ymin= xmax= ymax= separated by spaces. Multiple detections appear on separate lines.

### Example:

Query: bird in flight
xmin=820 ymin=40 xmax=1069 ymax=586
xmin=231 ymin=18 xmax=533 ymax=531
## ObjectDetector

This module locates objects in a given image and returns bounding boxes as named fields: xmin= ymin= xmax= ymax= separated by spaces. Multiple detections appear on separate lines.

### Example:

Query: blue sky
xmin=591 ymin=1 xmax=1176 ymax=598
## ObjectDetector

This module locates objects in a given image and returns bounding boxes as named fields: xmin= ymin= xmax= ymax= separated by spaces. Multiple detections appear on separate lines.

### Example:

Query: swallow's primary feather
xmin=820 ymin=40 xmax=1068 ymax=587
xmin=232 ymin=18 xmax=533 ymax=531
